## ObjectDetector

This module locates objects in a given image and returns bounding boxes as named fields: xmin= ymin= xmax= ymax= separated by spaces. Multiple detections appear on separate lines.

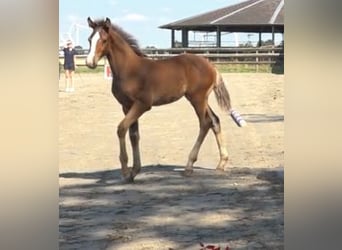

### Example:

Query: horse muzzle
xmin=85 ymin=56 xmax=97 ymax=69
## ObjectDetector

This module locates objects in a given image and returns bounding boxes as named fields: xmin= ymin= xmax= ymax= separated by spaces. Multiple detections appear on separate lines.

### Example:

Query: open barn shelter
xmin=160 ymin=0 xmax=284 ymax=48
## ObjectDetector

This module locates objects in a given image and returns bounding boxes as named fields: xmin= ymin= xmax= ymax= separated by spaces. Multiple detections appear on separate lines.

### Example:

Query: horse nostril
xmin=85 ymin=58 xmax=95 ymax=69
xmin=87 ymin=62 xmax=96 ymax=69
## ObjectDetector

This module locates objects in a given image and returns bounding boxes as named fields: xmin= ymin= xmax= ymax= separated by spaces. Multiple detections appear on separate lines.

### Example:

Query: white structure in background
xmin=59 ymin=22 xmax=89 ymax=47
xmin=189 ymin=31 xmax=239 ymax=47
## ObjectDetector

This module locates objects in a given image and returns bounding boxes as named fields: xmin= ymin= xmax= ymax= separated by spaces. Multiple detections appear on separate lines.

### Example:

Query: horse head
xmin=86 ymin=17 xmax=112 ymax=69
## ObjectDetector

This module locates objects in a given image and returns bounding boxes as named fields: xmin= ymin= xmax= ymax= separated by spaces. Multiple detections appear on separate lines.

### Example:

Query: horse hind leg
xmin=129 ymin=121 xmax=141 ymax=176
xmin=184 ymin=97 xmax=212 ymax=176
xmin=207 ymin=106 xmax=229 ymax=171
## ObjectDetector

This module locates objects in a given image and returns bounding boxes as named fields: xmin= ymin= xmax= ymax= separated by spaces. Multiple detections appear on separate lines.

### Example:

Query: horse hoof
xmin=121 ymin=175 xmax=134 ymax=183
xmin=183 ymin=169 xmax=194 ymax=177
xmin=121 ymin=168 xmax=134 ymax=183
xmin=215 ymin=167 xmax=226 ymax=175
xmin=131 ymin=167 xmax=141 ymax=179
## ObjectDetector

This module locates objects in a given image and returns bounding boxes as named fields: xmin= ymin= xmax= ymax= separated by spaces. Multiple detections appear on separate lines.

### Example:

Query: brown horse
xmin=86 ymin=17 xmax=238 ymax=182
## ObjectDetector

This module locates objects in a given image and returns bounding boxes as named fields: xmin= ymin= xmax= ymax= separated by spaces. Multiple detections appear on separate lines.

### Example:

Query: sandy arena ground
xmin=59 ymin=72 xmax=284 ymax=249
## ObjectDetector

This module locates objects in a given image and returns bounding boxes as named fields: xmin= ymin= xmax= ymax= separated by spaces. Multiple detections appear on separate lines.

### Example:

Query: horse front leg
xmin=117 ymin=102 xmax=149 ymax=182
xmin=117 ymin=123 xmax=130 ymax=181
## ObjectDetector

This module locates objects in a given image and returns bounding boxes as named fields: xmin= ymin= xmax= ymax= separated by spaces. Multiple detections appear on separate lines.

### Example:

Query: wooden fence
xmin=143 ymin=47 xmax=283 ymax=64
xmin=59 ymin=46 xmax=284 ymax=72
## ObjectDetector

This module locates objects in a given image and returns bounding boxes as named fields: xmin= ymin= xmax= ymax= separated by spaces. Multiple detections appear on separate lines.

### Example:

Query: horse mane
xmin=93 ymin=19 xmax=147 ymax=57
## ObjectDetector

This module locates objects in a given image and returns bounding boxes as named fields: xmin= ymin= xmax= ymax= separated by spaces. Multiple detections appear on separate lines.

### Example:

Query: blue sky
xmin=59 ymin=0 xmax=281 ymax=49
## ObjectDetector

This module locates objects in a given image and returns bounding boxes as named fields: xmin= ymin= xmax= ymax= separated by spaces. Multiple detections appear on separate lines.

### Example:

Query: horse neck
xmin=106 ymin=33 xmax=140 ymax=78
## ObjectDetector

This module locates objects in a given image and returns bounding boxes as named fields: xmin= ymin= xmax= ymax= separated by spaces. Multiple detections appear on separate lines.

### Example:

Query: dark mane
xmin=93 ymin=19 xmax=147 ymax=57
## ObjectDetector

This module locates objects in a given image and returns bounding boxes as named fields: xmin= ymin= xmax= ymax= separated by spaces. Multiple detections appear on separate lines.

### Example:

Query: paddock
xmin=59 ymin=72 xmax=284 ymax=249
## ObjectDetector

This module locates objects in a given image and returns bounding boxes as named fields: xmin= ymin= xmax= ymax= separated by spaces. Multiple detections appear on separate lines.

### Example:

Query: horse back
xmin=144 ymin=53 xmax=216 ymax=89
xmin=119 ymin=53 xmax=217 ymax=106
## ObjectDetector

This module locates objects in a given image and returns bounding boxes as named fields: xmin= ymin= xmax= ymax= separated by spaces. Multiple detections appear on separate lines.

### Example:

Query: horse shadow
xmin=60 ymin=165 xmax=230 ymax=185
xmin=59 ymin=165 xmax=283 ymax=249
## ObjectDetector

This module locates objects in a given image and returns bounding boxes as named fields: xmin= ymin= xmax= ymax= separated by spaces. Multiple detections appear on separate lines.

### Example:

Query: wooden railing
xmin=142 ymin=47 xmax=284 ymax=65
xmin=59 ymin=46 xmax=284 ymax=67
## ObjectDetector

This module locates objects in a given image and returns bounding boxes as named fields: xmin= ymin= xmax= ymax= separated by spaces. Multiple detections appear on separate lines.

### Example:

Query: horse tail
xmin=213 ymin=69 xmax=232 ymax=112
xmin=213 ymin=69 xmax=247 ymax=127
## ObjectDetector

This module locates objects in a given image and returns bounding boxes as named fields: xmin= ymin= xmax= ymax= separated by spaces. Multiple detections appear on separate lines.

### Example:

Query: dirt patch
xmin=59 ymin=72 xmax=284 ymax=249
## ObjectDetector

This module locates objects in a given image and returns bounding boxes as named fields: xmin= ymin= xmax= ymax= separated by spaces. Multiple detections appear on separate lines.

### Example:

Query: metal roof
xmin=160 ymin=0 xmax=284 ymax=32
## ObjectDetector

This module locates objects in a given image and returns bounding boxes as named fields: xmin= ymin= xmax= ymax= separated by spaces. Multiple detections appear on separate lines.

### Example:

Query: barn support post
xmin=258 ymin=32 xmax=262 ymax=47
xmin=181 ymin=29 xmax=188 ymax=48
xmin=171 ymin=29 xmax=175 ymax=48
xmin=216 ymin=26 xmax=221 ymax=48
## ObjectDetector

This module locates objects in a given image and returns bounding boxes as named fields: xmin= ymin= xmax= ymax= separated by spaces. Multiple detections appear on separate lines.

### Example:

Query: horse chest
xmin=111 ymin=79 xmax=142 ymax=104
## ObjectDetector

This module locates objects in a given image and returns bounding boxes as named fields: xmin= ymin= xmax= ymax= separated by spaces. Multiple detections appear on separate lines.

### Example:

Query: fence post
xmin=256 ymin=50 xmax=259 ymax=72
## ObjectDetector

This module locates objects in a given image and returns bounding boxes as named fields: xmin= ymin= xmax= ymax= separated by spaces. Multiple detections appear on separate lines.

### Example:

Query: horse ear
xmin=105 ymin=17 xmax=111 ymax=26
xmin=87 ymin=17 xmax=95 ymax=28
xmin=105 ymin=18 xmax=112 ymax=28
xmin=103 ymin=17 xmax=111 ymax=32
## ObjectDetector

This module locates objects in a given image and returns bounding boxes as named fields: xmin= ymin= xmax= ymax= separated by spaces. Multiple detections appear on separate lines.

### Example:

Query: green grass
xmin=75 ymin=65 xmax=104 ymax=73
xmin=216 ymin=64 xmax=273 ymax=73
xmin=59 ymin=65 xmax=104 ymax=74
